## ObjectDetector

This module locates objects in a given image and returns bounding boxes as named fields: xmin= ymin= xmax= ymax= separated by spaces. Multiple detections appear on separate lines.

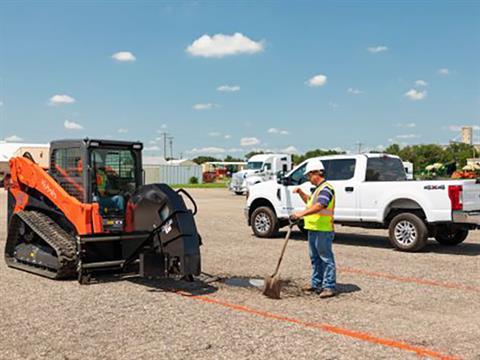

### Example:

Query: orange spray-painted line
xmin=176 ymin=292 xmax=460 ymax=360
xmin=339 ymin=266 xmax=480 ymax=293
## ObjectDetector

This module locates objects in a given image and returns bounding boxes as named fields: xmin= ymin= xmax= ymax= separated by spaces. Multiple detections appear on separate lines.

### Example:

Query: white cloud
xmin=306 ymin=74 xmax=327 ymax=87
xmin=367 ymin=45 xmax=388 ymax=53
xmin=329 ymin=101 xmax=339 ymax=108
xmin=0 ymin=100 xmax=3 ymax=106
xmin=4 ymin=135 xmax=23 ymax=142
xmin=208 ymin=132 xmax=221 ymax=137
xmin=404 ymin=89 xmax=427 ymax=101
xmin=186 ymin=33 xmax=264 ymax=58
xmin=415 ymin=80 xmax=428 ymax=87
xmin=217 ymin=85 xmax=240 ymax=92
xmin=347 ymin=88 xmax=363 ymax=95
xmin=186 ymin=147 xmax=226 ymax=154
xmin=268 ymin=128 xmax=290 ymax=135
xmin=395 ymin=134 xmax=421 ymax=139
xmin=117 ymin=128 xmax=128 ymax=134
xmin=281 ymin=145 xmax=299 ymax=154
xmin=49 ymin=94 xmax=75 ymax=105
xmin=224 ymin=134 xmax=231 ymax=139
xmin=438 ymin=68 xmax=450 ymax=76
xmin=144 ymin=145 xmax=160 ymax=151
xmin=111 ymin=51 xmax=136 ymax=62
xmin=193 ymin=103 xmax=218 ymax=110
xmin=64 ymin=120 xmax=83 ymax=130
xmin=240 ymin=137 xmax=260 ymax=146
xmin=397 ymin=122 xmax=416 ymax=128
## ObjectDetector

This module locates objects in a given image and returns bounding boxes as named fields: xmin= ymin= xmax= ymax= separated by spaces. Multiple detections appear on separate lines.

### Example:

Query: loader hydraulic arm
xmin=8 ymin=156 xmax=102 ymax=235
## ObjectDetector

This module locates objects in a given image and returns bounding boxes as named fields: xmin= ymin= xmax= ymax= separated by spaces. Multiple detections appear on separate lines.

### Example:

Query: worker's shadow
xmin=127 ymin=275 xmax=219 ymax=296
xmin=282 ymin=281 xmax=361 ymax=298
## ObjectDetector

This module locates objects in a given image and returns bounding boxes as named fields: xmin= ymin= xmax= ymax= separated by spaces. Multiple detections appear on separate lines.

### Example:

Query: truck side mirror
xmin=277 ymin=174 xmax=289 ymax=186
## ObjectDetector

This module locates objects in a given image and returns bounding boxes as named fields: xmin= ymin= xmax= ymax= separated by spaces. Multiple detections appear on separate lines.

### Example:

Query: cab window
xmin=289 ymin=163 xmax=307 ymax=185
xmin=325 ymin=159 xmax=356 ymax=180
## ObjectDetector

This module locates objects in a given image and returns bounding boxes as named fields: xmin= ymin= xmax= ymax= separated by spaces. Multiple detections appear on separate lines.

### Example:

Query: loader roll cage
xmin=50 ymin=139 xmax=143 ymax=205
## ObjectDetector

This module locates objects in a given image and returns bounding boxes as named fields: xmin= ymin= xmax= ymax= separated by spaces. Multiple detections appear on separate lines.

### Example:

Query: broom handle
xmin=272 ymin=224 xmax=293 ymax=276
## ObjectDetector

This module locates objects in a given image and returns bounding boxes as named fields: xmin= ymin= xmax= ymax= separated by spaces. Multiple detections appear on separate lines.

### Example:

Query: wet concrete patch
xmin=223 ymin=277 xmax=265 ymax=288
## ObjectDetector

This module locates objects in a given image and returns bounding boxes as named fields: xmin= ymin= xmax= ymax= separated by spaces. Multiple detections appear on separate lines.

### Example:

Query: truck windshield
xmin=247 ymin=161 xmax=263 ymax=170
xmin=366 ymin=157 xmax=406 ymax=181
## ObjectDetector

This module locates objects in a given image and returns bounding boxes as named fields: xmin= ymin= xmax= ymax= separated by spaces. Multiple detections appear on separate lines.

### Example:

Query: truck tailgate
xmin=462 ymin=181 xmax=480 ymax=211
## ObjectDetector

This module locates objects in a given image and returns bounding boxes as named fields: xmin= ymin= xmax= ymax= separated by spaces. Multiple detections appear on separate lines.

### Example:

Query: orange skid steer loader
xmin=5 ymin=138 xmax=201 ymax=283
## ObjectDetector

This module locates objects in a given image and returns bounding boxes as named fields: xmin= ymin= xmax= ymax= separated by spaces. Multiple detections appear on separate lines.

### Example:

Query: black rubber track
xmin=5 ymin=210 xmax=77 ymax=279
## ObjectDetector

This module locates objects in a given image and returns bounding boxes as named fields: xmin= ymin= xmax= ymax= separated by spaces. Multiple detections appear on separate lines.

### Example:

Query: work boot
xmin=302 ymin=285 xmax=319 ymax=293
xmin=318 ymin=288 xmax=336 ymax=298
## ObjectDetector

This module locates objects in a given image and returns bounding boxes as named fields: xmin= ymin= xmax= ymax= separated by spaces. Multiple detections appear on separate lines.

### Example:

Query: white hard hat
xmin=304 ymin=160 xmax=325 ymax=175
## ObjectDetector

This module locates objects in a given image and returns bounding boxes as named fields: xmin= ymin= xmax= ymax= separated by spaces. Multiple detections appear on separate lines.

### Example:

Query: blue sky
xmin=0 ymin=0 xmax=479 ymax=158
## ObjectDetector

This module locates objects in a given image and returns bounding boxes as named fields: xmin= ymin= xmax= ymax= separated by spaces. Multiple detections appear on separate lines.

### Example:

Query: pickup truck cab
xmin=246 ymin=154 xmax=480 ymax=251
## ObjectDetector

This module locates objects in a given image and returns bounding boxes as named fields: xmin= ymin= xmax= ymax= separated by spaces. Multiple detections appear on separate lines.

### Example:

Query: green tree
xmin=192 ymin=156 xmax=220 ymax=165
xmin=293 ymin=148 xmax=345 ymax=164
xmin=244 ymin=151 xmax=265 ymax=160
xmin=224 ymin=155 xmax=244 ymax=162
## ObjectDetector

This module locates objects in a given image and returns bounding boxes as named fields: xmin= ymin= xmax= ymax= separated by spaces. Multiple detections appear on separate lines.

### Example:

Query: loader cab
xmin=49 ymin=139 xmax=143 ymax=232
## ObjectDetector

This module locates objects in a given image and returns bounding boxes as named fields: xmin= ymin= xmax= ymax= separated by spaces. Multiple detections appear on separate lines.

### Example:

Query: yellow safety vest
xmin=304 ymin=182 xmax=335 ymax=232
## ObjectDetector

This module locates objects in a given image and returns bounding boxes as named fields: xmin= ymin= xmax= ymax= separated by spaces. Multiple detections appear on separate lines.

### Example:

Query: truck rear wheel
xmin=434 ymin=226 xmax=469 ymax=246
xmin=388 ymin=213 xmax=428 ymax=252
xmin=251 ymin=206 xmax=279 ymax=238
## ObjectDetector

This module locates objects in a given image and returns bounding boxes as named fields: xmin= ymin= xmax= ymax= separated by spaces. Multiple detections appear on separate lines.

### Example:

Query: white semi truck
xmin=229 ymin=154 xmax=293 ymax=195
xmin=245 ymin=153 xmax=480 ymax=252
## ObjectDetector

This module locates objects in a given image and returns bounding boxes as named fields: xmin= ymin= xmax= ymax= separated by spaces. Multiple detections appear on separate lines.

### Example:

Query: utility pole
xmin=159 ymin=132 xmax=168 ymax=159
xmin=167 ymin=136 xmax=174 ymax=159
xmin=356 ymin=141 xmax=363 ymax=154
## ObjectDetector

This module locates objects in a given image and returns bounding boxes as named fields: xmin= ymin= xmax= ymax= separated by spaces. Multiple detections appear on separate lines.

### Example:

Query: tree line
xmin=193 ymin=143 xmax=478 ymax=174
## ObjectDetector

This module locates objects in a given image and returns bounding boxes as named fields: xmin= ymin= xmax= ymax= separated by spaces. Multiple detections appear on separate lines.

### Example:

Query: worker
xmin=291 ymin=160 xmax=337 ymax=298
xmin=94 ymin=166 xmax=125 ymax=212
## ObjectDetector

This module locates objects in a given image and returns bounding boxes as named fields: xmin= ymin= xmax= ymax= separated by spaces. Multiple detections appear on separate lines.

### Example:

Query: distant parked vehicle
xmin=230 ymin=154 xmax=293 ymax=195
xmin=246 ymin=153 xmax=480 ymax=252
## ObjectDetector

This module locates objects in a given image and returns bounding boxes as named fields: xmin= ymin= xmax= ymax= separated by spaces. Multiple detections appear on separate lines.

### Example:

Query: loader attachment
xmin=77 ymin=184 xmax=201 ymax=283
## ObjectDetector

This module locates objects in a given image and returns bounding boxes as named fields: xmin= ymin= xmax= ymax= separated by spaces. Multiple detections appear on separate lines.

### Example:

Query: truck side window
xmin=366 ymin=157 xmax=406 ymax=181
xmin=51 ymin=148 xmax=85 ymax=201
xmin=289 ymin=163 xmax=307 ymax=185
xmin=325 ymin=159 xmax=356 ymax=180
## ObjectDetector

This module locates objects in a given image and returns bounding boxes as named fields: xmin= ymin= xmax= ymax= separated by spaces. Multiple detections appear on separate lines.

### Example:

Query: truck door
xmin=283 ymin=163 xmax=312 ymax=214
xmin=324 ymin=159 xmax=358 ymax=221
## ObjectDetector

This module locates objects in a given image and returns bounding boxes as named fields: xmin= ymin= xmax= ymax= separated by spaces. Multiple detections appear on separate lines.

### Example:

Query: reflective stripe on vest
xmin=303 ymin=182 xmax=335 ymax=232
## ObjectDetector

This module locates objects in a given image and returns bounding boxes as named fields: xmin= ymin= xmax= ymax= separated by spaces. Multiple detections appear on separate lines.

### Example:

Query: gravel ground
xmin=0 ymin=188 xmax=479 ymax=359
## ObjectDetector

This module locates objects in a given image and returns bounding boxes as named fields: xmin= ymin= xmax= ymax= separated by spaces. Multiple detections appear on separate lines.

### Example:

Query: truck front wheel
xmin=250 ymin=206 xmax=279 ymax=238
xmin=434 ymin=225 xmax=469 ymax=246
xmin=388 ymin=213 xmax=428 ymax=252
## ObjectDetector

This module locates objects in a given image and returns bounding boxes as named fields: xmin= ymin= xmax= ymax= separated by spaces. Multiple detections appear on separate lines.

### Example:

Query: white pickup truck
xmin=245 ymin=154 xmax=480 ymax=251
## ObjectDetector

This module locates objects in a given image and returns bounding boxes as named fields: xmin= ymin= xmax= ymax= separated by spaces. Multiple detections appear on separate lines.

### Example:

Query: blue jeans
xmin=308 ymin=231 xmax=336 ymax=290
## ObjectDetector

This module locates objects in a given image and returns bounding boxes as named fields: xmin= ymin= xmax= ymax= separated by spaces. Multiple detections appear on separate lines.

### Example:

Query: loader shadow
xmin=284 ymin=230 xmax=480 ymax=256
xmin=128 ymin=276 xmax=219 ymax=296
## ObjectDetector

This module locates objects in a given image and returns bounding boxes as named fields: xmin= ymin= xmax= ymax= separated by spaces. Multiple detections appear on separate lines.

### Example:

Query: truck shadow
xmin=284 ymin=231 xmax=480 ymax=256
